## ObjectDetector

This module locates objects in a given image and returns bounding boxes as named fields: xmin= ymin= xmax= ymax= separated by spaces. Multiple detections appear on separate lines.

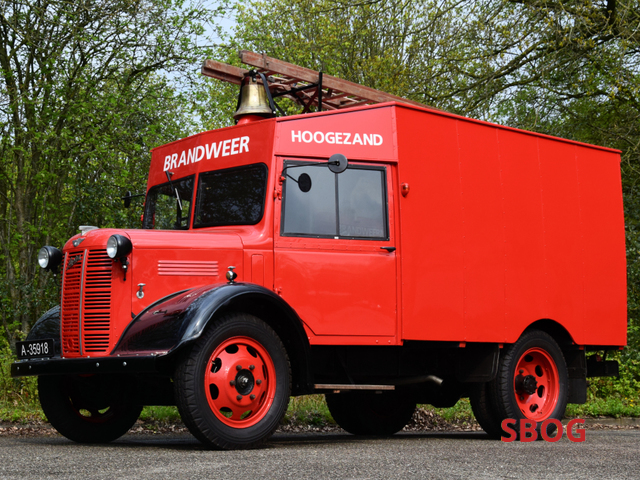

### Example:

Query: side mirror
xmin=298 ymin=173 xmax=312 ymax=193
xmin=121 ymin=191 xmax=145 ymax=208
xmin=328 ymin=153 xmax=348 ymax=174
xmin=281 ymin=153 xmax=349 ymax=193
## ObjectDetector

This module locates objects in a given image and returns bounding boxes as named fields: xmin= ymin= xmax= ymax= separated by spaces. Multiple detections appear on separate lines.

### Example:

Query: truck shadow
xmin=12 ymin=430 xmax=496 ymax=451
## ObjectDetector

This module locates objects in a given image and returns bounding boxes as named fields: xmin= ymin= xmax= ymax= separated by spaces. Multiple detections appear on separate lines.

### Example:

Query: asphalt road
xmin=0 ymin=430 xmax=638 ymax=480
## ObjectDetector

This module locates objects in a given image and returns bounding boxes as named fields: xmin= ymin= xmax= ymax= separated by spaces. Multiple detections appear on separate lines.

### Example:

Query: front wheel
xmin=325 ymin=390 xmax=416 ymax=436
xmin=38 ymin=375 xmax=142 ymax=443
xmin=174 ymin=313 xmax=291 ymax=450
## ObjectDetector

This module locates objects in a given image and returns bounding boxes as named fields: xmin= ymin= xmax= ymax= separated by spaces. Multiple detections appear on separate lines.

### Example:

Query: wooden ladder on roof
xmin=201 ymin=50 xmax=436 ymax=114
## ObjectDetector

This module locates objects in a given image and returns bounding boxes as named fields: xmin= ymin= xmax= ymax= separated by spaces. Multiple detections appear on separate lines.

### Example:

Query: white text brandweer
xmin=163 ymin=136 xmax=250 ymax=171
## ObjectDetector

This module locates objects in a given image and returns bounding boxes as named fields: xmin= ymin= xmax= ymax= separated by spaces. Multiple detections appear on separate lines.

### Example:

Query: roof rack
xmin=202 ymin=50 xmax=436 ymax=114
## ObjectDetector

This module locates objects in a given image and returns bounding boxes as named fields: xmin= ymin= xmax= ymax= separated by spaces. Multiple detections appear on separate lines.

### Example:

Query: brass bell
xmin=233 ymin=76 xmax=274 ymax=120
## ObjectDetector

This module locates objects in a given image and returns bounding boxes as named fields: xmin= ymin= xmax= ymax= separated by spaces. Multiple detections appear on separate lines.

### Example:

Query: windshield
xmin=193 ymin=164 xmax=268 ymax=228
xmin=143 ymin=176 xmax=194 ymax=230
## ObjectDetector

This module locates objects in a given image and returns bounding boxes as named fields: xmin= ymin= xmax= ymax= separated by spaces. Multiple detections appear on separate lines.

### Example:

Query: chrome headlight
xmin=106 ymin=234 xmax=132 ymax=259
xmin=38 ymin=246 xmax=62 ymax=271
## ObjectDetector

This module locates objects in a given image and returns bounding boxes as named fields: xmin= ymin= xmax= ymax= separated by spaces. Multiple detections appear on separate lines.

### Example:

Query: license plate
xmin=16 ymin=339 xmax=55 ymax=359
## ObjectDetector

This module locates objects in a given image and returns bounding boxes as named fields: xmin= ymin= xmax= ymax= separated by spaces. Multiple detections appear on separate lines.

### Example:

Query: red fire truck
xmin=12 ymin=53 xmax=626 ymax=449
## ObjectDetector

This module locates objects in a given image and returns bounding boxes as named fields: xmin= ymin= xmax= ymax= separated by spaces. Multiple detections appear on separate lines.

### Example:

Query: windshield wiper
xmin=165 ymin=171 xmax=183 ymax=212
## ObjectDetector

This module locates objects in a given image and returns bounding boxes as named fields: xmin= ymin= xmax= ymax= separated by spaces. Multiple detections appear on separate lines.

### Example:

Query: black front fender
xmin=112 ymin=283 xmax=306 ymax=357
xmin=25 ymin=306 xmax=62 ymax=357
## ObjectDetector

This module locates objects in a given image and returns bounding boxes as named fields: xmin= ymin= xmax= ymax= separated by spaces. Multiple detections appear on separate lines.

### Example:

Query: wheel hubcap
xmin=513 ymin=347 xmax=559 ymax=420
xmin=204 ymin=336 xmax=276 ymax=428
xmin=235 ymin=370 xmax=255 ymax=396
xmin=515 ymin=373 xmax=538 ymax=395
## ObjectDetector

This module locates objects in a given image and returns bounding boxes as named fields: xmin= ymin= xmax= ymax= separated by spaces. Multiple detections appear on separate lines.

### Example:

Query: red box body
xmin=143 ymin=103 xmax=626 ymax=349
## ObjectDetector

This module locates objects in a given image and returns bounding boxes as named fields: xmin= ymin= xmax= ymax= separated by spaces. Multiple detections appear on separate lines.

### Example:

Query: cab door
xmin=274 ymin=158 xmax=398 ymax=343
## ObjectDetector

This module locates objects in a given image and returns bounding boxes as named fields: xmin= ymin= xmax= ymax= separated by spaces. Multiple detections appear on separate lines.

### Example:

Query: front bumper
xmin=11 ymin=355 xmax=163 ymax=378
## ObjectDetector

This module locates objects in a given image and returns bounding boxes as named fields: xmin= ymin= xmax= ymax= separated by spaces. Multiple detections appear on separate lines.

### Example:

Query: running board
xmin=314 ymin=384 xmax=395 ymax=392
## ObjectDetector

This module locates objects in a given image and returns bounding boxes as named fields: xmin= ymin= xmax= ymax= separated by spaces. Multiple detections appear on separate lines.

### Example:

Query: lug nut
xmin=250 ymin=394 xmax=256 ymax=400
xmin=237 ymin=395 xmax=243 ymax=401
xmin=236 ymin=365 xmax=242 ymax=371
xmin=230 ymin=380 xmax=236 ymax=386
xmin=250 ymin=365 xmax=255 ymax=370
xmin=256 ymin=379 xmax=262 ymax=385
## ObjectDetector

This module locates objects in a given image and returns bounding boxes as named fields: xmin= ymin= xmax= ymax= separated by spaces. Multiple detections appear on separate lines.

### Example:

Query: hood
xmin=64 ymin=228 xmax=244 ymax=252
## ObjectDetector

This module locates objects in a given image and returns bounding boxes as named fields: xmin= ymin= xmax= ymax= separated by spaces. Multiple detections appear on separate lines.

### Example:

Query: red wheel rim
xmin=204 ymin=336 xmax=277 ymax=428
xmin=513 ymin=347 xmax=559 ymax=421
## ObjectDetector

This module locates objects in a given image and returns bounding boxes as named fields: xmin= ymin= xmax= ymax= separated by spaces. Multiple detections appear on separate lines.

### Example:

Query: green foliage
xmin=283 ymin=394 xmax=333 ymax=426
xmin=566 ymin=397 xmax=640 ymax=419
xmin=430 ymin=398 xmax=475 ymax=423
xmin=138 ymin=406 xmax=182 ymax=424
xmin=0 ymin=0 xmax=226 ymax=340
xmin=0 ymin=337 xmax=40 ymax=421
xmin=587 ymin=355 xmax=640 ymax=400
xmin=624 ymin=185 xmax=640 ymax=366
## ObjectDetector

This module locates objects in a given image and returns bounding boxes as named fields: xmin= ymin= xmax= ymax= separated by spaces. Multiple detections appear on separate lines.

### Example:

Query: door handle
xmin=380 ymin=247 xmax=396 ymax=252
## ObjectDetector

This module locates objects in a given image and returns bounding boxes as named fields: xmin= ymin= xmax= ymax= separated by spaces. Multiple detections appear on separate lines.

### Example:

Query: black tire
xmin=325 ymin=390 xmax=416 ymax=436
xmin=174 ymin=313 xmax=291 ymax=450
xmin=469 ymin=382 xmax=504 ymax=439
xmin=38 ymin=375 xmax=142 ymax=443
xmin=490 ymin=330 xmax=568 ymax=439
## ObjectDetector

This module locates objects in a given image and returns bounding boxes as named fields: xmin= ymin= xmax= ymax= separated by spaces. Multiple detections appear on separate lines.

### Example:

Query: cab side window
xmin=338 ymin=168 xmax=386 ymax=238
xmin=281 ymin=162 xmax=388 ymax=240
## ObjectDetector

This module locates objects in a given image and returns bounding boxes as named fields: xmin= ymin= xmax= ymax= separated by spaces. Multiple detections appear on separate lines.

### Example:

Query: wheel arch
xmin=25 ymin=305 xmax=62 ymax=357
xmin=522 ymin=319 xmax=575 ymax=348
xmin=113 ymin=283 xmax=313 ymax=395
xmin=209 ymin=291 xmax=314 ymax=396
xmin=518 ymin=319 xmax=586 ymax=403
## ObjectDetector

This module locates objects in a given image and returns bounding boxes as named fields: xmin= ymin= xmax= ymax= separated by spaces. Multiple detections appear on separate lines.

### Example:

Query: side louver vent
xmin=158 ymin=260 xmax=219 ymax=276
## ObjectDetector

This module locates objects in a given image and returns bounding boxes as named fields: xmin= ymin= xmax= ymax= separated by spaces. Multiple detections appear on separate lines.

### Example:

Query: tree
xmin=0 ymin=0 xmax=221 ymax=340
xmin=227 ymin=0 xmax=638 ymax=139
xmin=225 ymin=0 xmax=640 ymax=373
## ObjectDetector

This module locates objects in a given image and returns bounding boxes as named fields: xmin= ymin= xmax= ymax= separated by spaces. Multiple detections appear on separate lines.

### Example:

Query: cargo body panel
xmin=393 ymin=105 xmax=626 ymax=346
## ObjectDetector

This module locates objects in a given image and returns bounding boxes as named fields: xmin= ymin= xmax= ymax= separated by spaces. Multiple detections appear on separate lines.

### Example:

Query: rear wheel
xmin=325 ymin=390 xmax=416 ymax=436
xmin=469 ymin=382 xmax=504 ymax=439
xmin=487 ymin=330 xmax=568 ymax=439
xmin=38 ymin=375 xmax=142 ymax=443
xmin=174 ymin=313 xmax=291 ymax=449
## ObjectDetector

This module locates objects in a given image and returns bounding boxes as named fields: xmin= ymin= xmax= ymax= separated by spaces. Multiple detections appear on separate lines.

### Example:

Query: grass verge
xmin=566 ymin=397 xmax=640 ymax=418
xmin=1 ymin=394 xmax=639 ymax=428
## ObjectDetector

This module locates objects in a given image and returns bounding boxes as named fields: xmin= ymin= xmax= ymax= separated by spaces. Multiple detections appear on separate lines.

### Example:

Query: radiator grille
xmin=61 ymin=249 xmax=113 ymax=356
xmin=82 ymin=250 xmax=112 ymax=353
xmin=61 ymin=251 xmax=84 ymax=356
